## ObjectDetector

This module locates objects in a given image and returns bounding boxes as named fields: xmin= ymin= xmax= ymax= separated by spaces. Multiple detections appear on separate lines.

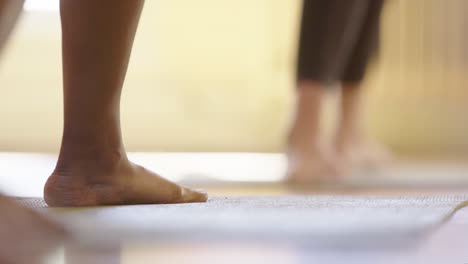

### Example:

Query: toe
xmin=181 ymin=187 xmax=208 ymax=203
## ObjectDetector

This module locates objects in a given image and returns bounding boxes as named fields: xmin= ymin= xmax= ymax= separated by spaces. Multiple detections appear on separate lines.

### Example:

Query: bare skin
xmin=0 ymin=0 xmax=206 ymax=262
xmin=286 ymin=81 xmax=342 ymax=183
xmin=0 ymin=1 xmax=67 ymax=263
xmin=44 ymin=0 xmax=207 ymax=206
xmin=0 ymin=194 xmax=67 ymax=264
xmin=335 ymin=83 xmax=391 ymax=168
xmin=286 ymin=81 xmax=391 ymax=183
xmin=0 ymin=0 xmax=23 ymax=50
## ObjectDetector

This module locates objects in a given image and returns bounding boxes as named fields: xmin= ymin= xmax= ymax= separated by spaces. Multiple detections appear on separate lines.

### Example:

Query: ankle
xmin=54 ymin=143 xmax=127 ymax=175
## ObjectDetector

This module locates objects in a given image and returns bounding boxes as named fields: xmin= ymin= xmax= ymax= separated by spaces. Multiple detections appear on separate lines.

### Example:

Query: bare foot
xmin=0 ymin=195 xmax=67 ymax=263
xmin=285 ymin=82 xmax=343 ymax=184
xmin=44 ymin=153 xmax=208 ymax=207
xmin=336 ymin=138 xmax=392 ymax=169
xmin=336 ymin=83 xmax=392 ymax=170
xmin=286 ymin=146 xmax=343 ymax=184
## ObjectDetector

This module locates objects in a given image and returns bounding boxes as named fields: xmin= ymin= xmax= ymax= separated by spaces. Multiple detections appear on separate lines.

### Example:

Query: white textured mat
xmin=19 ymin=195 xmax=468 ymax=247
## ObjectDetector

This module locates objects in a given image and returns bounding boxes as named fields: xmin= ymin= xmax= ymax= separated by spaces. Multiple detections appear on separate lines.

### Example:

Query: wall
xmin=0 ymin=0 xmax=467 ymax=155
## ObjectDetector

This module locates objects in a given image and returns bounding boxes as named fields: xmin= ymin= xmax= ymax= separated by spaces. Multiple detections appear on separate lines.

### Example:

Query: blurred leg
xmin=336 ymin=84 xmax=391 ymax=168
xmin=44 ymin=0 xmax=207 ymax=206
xmin=0 ymin=195 xmax=66 ymax=263
xmin=335 ymin=0 xmax=391 ymax=168
xmin=286 ymin=81 xmax=341 ymax=183
xmin=286 ymin=0 xmax=366 ymax=183
xmin=0 ymin=0 xmax=23 ymax=53
xmin=0 ymin=1 xmax=66 ymax=263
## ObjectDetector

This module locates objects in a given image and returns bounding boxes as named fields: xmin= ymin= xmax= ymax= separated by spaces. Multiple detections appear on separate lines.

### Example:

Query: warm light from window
xmin=24 ymin=0 xmax=59 ymax=12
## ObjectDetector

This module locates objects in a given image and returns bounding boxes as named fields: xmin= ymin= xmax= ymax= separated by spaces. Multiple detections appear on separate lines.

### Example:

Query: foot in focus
xmin=44 ymin=152 xmax=208 ymax=207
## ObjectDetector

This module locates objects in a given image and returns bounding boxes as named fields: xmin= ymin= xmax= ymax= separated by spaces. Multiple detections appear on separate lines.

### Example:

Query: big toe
xmin=180 ymin=187 xmax=208 ymax=203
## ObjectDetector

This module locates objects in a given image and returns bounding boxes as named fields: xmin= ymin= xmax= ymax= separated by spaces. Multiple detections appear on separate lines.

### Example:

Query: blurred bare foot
xmin=336 ymin=138 xmax=392 ymax=169
xmin=0 ymin=194 xmax=67 ymax=264
xmin=285 ymin=81 xmax=343 ymax=183
xmin=336 ymin=83 xmax=392 ymax=170
xmin=286 ymin=146 xmax=343 ymax=184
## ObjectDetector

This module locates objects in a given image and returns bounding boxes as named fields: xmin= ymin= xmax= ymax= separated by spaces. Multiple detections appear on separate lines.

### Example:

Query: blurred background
xmin=1 ymin=0 xmax=468 ymax=156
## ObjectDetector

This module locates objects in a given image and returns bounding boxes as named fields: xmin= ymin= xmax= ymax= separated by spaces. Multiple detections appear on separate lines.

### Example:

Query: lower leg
xmin=0 ymin=0 xmax=24 ymax=52
xmin=286 ymin=81 xmax=342 ymax=183
xmin=288 ymin=81 xmax=322 ymax=149
xmin=44 ymin=0 xmax=207 ymax=206
xmin=336 ymin=83 xmax=364 ymax=148
xmin=335 ymin=82 xmax=390 ymax=167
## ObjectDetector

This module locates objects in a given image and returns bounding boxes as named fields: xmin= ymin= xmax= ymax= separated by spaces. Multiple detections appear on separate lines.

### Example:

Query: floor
xmin=0 ymin=152 xmax=467 ymax=264
xmin=50 ymin=187 xmax=468 ymax=264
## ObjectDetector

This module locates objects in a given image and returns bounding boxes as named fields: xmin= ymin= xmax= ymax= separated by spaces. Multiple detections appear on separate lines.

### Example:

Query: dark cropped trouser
xmin=296 ymin=0 xmax=384 ymax=84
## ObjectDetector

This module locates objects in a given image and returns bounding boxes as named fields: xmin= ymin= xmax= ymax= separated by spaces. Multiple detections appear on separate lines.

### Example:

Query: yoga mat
xmin=17 ymin=195 xmax=468 ymax=247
